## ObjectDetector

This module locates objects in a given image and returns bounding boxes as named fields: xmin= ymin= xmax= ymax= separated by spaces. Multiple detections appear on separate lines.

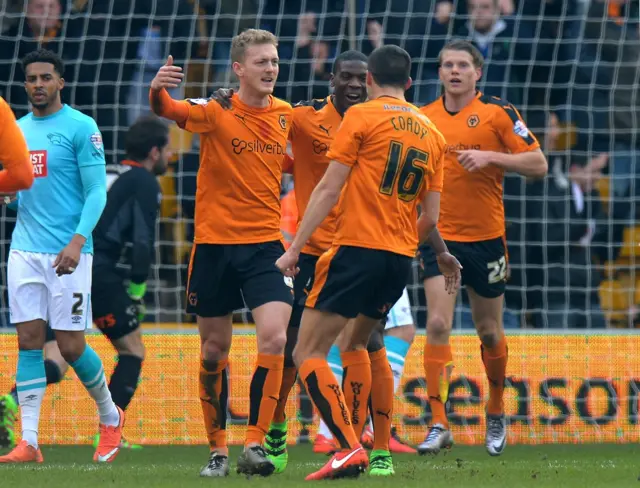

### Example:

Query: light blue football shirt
xmin=12 ymin=104 xmax=106 ymax=254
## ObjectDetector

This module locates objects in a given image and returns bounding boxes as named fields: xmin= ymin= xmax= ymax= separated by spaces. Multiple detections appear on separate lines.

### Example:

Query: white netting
xmin=1 ymin=0 xmax=640 ymax=449
xmin=0 ymin=0 xmax=638 ymax=330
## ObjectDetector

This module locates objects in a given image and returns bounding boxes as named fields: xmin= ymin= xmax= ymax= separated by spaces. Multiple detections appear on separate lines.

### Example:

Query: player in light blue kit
xmin=0 ymin=49 xmax=124 ymax=464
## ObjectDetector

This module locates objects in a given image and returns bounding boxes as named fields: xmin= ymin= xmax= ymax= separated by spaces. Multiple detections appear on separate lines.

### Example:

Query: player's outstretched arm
xmin=0 ymin=98 xmax=34 ymax=192
xmin=276 ymin=160 xmax=350 ymax=276
xmin=149 ymin=55 xmax=188 ymax=124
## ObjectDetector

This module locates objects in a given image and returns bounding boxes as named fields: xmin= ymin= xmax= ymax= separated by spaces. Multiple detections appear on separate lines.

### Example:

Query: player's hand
xmin=276 ymin=250 xmax=300 ymax=278
xmin=210 ymin=88 xmax=234 ymax=110
xmin=436 ymin=252 xmax=462 ymax=294
xmin=53 ymin=240 xmax=82 ymax=276
xmin=150 ymin=55 xmax=184 ymax=91
xmin=456 ymin=150 xmax=493 ymax=172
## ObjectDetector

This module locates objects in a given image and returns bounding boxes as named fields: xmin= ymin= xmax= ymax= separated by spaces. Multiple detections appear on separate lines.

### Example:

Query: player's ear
xmin=366 ymin=71 xmax=373 ymax=88
xmin=231 ymin=61 xmax=243 ymax=79
xmin=405 ymin=77 xmax=412 ymax=91
xmin=475 ymin=68 xmax=482 ymax=82
xmin=149 ymin=146 xmax=160 ymax=162
xmin=329 ymin=73 xmax=335 ymax=90
xmin=58 ymin=77 xmax=65 ymax=90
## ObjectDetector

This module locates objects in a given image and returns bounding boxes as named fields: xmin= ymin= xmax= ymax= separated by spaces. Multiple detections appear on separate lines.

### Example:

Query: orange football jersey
xmin=0 ymin=96 xmax=33 ymax=192
xmin=421 ymin=92 xmax=540 ymax=242
xmin=177 ymin=94 xmax=292 ymax=244
xmin=326 ymin=96 xmax=446 ymax=257
xmin=289 ymin=97 xmax=343 ymax=255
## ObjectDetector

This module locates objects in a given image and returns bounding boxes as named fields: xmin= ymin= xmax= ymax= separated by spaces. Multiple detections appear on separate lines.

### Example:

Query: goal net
xmin=0 ymin=0 xmax=639 ymax=446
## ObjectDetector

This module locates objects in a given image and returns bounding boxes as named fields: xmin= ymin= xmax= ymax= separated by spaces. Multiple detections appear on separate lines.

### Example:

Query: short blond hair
xmin=230 ymin=29 xmax=278 ymax=63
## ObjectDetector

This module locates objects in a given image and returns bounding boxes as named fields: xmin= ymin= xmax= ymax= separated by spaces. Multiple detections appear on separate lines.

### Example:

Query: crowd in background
xmin=0 ymin=0 xmax=638 ymax=329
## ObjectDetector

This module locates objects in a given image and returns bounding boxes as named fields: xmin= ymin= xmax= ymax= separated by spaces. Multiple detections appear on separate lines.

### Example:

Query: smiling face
xmin=331 ymin=60 xmax=367 ymax=115
xmin=438 ymin=49 xmax=481 ymax=97
xmin=233 ymin=42 xmax=279 ymax=97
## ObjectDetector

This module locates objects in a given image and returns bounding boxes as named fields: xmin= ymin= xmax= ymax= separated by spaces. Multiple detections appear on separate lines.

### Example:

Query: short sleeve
xmin=74 ymin=117 xmax=106 ymax=168
xmin=325 ymin=108 xmax=365 ymax=167
xmin=494 ymin=103 xmax=540 ymax=154
xmin=179 ymin=98 xmax=221 ymax=134
xmin=428 ymin=146 xmax=445 ymax=193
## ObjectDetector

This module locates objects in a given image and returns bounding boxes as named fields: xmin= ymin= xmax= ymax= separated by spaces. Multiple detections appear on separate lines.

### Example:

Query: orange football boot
xmin=0 ymin=440 xmax=43 ymax=463
xmin=93 ymin=406 xmax=125 ymax=463
xmin=313 ymin=434 xmax=338 ymax=455
xmin=305 ymin=445 xmax=368 ymax=480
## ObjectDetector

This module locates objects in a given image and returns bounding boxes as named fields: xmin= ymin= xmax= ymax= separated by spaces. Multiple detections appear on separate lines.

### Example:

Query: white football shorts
xmin=8 ymin=249 xmax=92 ymax=331
xmin=385 ymin=287 xmax=414 ymax=329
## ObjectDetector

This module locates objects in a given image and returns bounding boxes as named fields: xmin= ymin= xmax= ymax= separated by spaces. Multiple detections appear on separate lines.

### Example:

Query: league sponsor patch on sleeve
xmin=187 ymin=98 xmax=209 ymax=106
xmin=513 ymin=120 xmax=530 ymax=139
xmin=90 ymin=132 xmax=103 ymax=150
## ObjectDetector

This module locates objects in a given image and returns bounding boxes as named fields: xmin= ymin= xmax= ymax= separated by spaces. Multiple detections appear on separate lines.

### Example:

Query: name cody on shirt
xmin=386 ymin=105 xmax=432 ymax=141
xmin=386 ymin=106 xmax=484 ymax=153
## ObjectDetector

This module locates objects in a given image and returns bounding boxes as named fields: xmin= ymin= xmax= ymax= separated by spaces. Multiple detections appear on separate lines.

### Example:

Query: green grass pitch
xmin=0 ymin=444 xmax=637 ymax=487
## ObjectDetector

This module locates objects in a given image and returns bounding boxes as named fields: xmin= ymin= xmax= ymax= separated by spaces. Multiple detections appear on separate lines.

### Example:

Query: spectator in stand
xmin=520 ymin=0 xmax=580 ymax=114
xmin=454 ymin=0 xmax=532 ymax=104
xmin=527 ymin=112 xmax=609 ymax=329
xmin=366 ymin=1 xmax=452 ymax=104
xmin=200 ymin=0 xmax=262 ymax=85
xmin=125 ymin=1 xmax=197 ymax=126
xmin=573 ymin=0 xmax=640 ymax=262
xmin=0 ymin=0 xmax=81 ymax=117
xmin=284 ymin=13 xmax=333 ymax=103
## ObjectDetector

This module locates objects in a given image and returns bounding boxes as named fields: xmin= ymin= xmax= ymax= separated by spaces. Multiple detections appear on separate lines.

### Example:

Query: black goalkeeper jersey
xmin=93 ymin=161 xmax=161 ymax=284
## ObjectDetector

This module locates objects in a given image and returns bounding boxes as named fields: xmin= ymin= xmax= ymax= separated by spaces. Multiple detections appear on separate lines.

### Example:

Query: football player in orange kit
xmin=276 ymin=45 xmax=461 ymax=480
xmin=417 ymin=40 xmax=547 ymax=457
xmin=149 ymin=29 xmax=294 ymax=477
xmin=211 ymin=50 xmax=421 ymax=472
xmin=0 ymin=96 xmax=34 ymax=193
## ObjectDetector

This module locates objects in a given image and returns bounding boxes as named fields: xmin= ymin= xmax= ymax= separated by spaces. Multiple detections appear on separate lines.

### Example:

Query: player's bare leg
xmin=294 ymin=308 xmax=368 ymax=480
xmin=0 ymin=320 xmax=46 ymax=463
xmin=236 ymin=301 xmax=289 ymax=477
xmin=467 ymin=288 xmax=508 ymax=456
xmin=197 ymin=315 xmax=233 ymax=477
xmin=383 ymin=323 xmax=418 ymax=454
xmin=342 ymin=318 xmax=396 ymax=477
xmin=418 ymin=275 xmax=456 ymax=455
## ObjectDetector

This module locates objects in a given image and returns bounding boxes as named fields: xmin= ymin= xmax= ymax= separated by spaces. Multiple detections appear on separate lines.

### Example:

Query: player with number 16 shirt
xmin=276 ymin=45 xmax=461 ymax=481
